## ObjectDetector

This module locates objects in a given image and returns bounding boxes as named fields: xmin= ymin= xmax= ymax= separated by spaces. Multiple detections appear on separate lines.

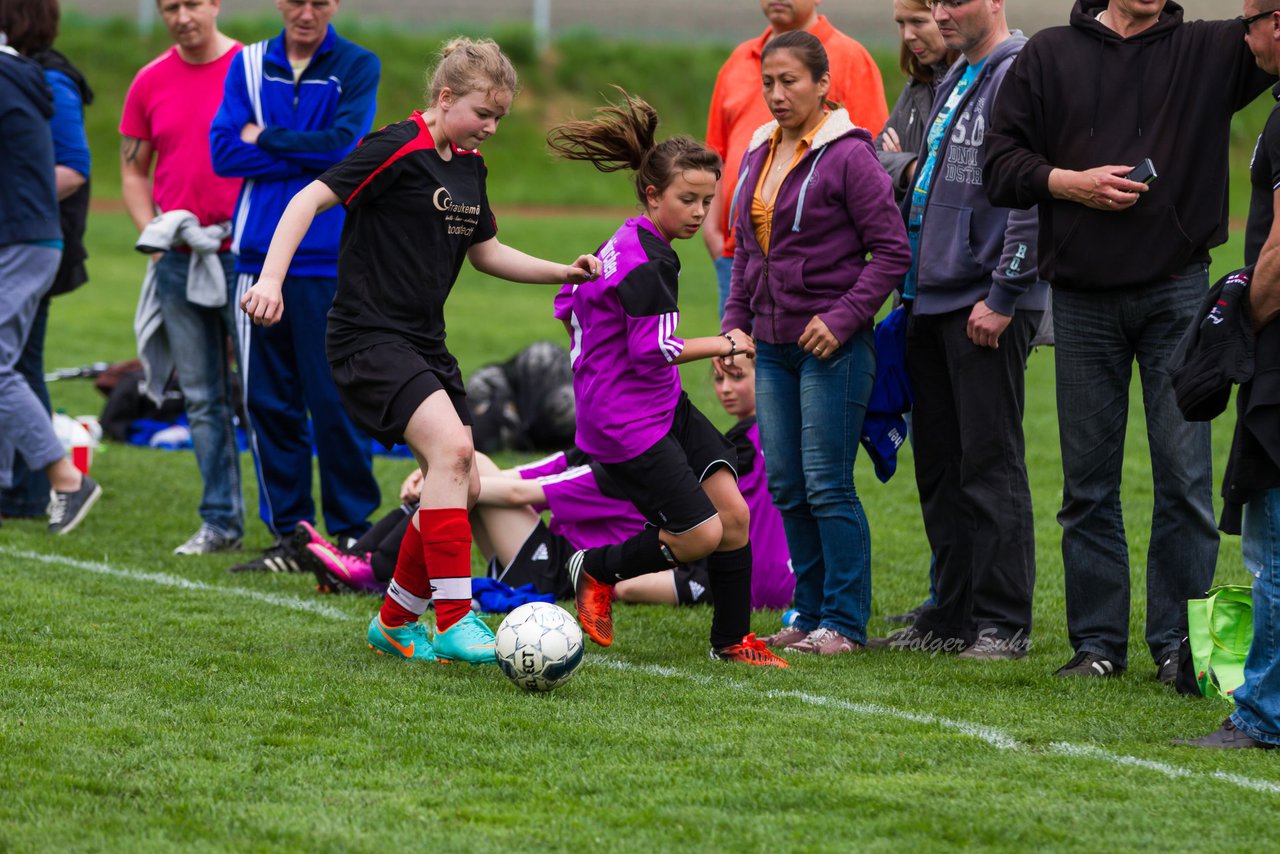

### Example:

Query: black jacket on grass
xmin=983 ymin=1 xmax=1273 ymax=291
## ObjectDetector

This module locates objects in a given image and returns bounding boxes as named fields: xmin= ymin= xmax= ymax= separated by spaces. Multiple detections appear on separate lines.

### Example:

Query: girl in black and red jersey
xmin=239 ymin=37 xmax=600 ymax=666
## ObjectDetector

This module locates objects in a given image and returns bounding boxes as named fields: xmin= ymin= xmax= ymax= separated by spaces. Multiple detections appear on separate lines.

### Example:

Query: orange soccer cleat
xmin=710 ymin=633 xmax=791 ymax=668
xmin=567 ymin=550 xmax=615 ymax=646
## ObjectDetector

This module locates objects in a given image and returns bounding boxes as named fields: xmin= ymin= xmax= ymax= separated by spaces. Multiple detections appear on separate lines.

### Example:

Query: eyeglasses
xmin=926 ymin=0 xmax=978 ymax=9
xmin=1239 ymin=10 xmax=1276 ymax=31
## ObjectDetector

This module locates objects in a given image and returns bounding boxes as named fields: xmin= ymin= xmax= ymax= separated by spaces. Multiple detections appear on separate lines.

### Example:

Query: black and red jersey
xmin=320 ymin=111 xmax=498 ymax=362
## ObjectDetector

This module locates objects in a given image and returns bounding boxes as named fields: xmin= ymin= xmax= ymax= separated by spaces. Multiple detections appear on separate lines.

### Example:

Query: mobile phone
xmin=1125 ymin=158 xmax=1158 ymax=185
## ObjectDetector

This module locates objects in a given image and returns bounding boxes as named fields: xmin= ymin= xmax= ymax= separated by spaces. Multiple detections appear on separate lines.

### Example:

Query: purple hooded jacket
xmin=723 ymin=109 xmax=911 ymax=345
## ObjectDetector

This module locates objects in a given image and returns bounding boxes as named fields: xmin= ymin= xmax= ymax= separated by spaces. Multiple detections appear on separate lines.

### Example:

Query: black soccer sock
xmin=583 ymin=526 xmax=675 ymax=586
xmin=369 ymin=506 xmax=415 ymax=583
xmin=706 ymin=543 xmax=752 ymax=649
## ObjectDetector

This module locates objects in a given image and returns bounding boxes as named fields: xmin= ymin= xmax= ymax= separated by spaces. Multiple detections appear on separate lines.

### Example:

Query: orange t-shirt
xmin=705 ymin=15 xmax=888 ymax=259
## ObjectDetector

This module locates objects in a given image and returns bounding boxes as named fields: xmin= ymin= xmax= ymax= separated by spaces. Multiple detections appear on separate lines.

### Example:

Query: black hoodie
xmin=983 ymin=1 xmax=1274 ymax=291
xmin=29 ymin=48 xmax=93 ymax=296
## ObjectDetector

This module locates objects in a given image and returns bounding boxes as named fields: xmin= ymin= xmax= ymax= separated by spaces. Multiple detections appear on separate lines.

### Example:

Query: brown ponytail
xmin=548 ymin=87 xmax=722 ymax=204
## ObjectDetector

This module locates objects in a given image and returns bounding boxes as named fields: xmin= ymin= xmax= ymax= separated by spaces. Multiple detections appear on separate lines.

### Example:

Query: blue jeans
xmin=1054 ymin=264 xmax=1219 ymax=667
xmin=714 ymin=255 xmax=732 ymax=320
xmin=755 ymin=332 xmax=876 ymax=642
xmin=154 ymin=251 xmax=244 ymax=537
xmin=1231 ymin=488 xmax=1280 ymax=745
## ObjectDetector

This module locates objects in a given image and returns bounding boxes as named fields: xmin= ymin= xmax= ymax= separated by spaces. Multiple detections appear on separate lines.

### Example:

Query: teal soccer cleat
xmin=432 ymin=612 xmax=498 ymax=665
xmin=367 ymin=616 xmax=438 ymax=663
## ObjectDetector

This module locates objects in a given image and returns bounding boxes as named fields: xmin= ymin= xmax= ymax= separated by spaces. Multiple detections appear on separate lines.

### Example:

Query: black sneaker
xmin=1155 ymin=650 xmax=1179 ymax=685
xmin=228 ymin=536 xmax=305 ymax=573
xmin=1172 ymin=718 xmax=1278 ymax=749
xmin=1054 ymin=650 xmax=1123 ymax=678
xmin=882 ymin=604 xmax=925 ymax=626
xmin=47 ymin=475 xmax=102 ymax=535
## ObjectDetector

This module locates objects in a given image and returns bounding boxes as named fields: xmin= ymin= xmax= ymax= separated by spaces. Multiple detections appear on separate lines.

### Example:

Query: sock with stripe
xmin=421 ymin=507 xmax=473 ymax=632
xmin=378 ymin=515 xmax=428 ymax=627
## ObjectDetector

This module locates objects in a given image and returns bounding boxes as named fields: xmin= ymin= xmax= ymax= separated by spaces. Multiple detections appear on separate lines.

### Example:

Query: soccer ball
xmin=495 ymin=602 xmax=584 ymax=692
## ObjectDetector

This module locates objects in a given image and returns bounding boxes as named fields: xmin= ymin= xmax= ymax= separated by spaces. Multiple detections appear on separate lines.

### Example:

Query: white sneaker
xmin=174 ymin=524 xmax=242 ymax=555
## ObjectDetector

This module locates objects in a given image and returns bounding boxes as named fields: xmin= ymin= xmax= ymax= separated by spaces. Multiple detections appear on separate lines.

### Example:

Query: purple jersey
xmin=555 ymin=217 xmax=684 ymax=463
xmin=728 ymin=418 xmax=795 ymax=610
xmin=532 ymin=465 xmax=646 ymax=550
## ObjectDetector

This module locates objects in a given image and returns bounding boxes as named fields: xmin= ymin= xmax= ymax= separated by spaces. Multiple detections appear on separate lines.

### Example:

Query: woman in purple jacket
xmin=724 ymin=31 xmax=911 ymax=655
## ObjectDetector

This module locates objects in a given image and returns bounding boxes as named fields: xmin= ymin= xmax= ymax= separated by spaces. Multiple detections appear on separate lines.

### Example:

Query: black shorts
xmin=486 ymin=519 xmax=576 ymax=600
xmin=330 ymin=340 xmax=470 ymax=448
xmin=597 ymin=392 xmax=737 ymax=535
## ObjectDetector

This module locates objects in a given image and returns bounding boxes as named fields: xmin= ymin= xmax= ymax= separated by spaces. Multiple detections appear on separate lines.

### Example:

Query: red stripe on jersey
xmin=344 ymin=111 xmax=437 ymax=206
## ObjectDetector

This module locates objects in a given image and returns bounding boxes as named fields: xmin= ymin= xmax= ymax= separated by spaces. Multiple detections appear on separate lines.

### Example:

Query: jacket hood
xmin=1070 ymin=3 xmax=1181 ymax=137
xmin=1072 ymin=0 xmax=1184 ymax=42
xmin=745 ymin=107 xmax=862 ymax=155
xmin=938 ymin=30 xmax=1027 ymax=89
xmin=0 ymin=46 xmax=53 ymax=118
xmin=30 ymin=47 xmax=93 ymax=105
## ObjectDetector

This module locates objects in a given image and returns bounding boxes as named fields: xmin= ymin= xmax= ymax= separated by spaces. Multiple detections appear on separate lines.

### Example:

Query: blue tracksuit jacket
xmin=210 ymin=25 xmax=379 ymax=278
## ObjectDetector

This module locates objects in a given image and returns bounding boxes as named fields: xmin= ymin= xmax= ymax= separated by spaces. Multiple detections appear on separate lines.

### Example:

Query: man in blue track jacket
xmin=211 ymin=0 xmax=380 ymax=572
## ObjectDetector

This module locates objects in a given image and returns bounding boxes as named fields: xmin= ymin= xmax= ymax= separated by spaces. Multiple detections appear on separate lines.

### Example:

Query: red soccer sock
xmin=378 ymin=516 xmax=428 ymax=627
xmin=420 ymin=507 xmax=473 ymax=633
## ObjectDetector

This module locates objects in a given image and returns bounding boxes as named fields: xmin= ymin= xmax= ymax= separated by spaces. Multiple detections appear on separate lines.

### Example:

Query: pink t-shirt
xmin=120 ymin=44 xmax=242 ymax=226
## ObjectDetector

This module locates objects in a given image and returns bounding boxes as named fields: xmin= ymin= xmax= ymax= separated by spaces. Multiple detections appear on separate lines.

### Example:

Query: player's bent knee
xmin=719 ymin=504 xmax=750 ymax=550
xmin=666 ymin=516 xmax=722 ymax=562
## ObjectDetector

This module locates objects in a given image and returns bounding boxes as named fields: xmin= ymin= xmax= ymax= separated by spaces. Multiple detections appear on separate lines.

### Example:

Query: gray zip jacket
xmin=912 ymin=33 xmax=1047 ymax=317
xmin=875 ymin=66 xmax=947 ymax=201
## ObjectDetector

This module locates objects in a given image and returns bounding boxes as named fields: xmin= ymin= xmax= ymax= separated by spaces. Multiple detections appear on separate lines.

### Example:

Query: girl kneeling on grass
xmin=239 ymin=37 xmax=600 ymax=665
xmin=547 ymin=90 xmax=787 ymax=668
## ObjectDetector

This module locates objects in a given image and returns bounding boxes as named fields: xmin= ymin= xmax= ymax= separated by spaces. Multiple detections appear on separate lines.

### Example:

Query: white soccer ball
xmin=495 ymin=602 xmax=584 ymax=692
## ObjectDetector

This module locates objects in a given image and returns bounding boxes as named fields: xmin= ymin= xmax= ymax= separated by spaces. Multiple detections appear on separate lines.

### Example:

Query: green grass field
xmin=2 ymin=210 xmax=1278 ymax=851
xmin=5 ymin=16 xmax=1280 ymax=851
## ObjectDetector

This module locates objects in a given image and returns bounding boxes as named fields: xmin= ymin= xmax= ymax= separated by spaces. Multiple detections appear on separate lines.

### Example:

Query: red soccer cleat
xmin=710 ymin=633 xmax=791 ymax=668
xmin=567 ymin=550 xmax=615 ymax=647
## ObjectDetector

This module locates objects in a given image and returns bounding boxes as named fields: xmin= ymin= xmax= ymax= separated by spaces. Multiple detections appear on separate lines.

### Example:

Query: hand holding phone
xmin=1124 ymin=158 xmax=1158 ymax=186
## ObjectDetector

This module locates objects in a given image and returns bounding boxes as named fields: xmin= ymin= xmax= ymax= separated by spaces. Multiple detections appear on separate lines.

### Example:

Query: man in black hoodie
xmin=983 ymin=1 xmax=1274 ymax=681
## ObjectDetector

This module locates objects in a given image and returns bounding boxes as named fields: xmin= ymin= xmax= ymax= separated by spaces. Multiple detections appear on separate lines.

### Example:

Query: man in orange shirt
xmin=705 ymin=0 xmax=889 ymax=316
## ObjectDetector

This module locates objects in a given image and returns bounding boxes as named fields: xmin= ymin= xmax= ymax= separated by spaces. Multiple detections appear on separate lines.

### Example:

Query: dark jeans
xmin=906 ymin=306 xmax=1039 ymax=644
xmin=1053 ymin=265 xmax=1219 ymax=668
xmin=0 ymin=294 xmax=51 ymax=516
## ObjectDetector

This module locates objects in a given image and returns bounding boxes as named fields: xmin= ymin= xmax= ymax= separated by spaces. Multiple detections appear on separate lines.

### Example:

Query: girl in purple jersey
xmin=546 ymin=90 xmax=787 ymax=667
xmin=239 ymin=38 xmax=600 ymax=666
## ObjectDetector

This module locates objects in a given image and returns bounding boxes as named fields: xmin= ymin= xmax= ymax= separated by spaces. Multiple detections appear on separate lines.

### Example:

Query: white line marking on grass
xmin=11 ymin=546 xmax=1277 ymax=797
xmin=1049 ymin=742 xmax=1280 ymax=795
xmin=0 ymin=547 xmax=350 ymax=621
xmin=596 ymin=657 xmax=1280 ymax=796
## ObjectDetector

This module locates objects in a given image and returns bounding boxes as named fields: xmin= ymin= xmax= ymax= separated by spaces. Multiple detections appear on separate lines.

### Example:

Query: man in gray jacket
xmin=872 ymin=0 xmax=1046 ymax=660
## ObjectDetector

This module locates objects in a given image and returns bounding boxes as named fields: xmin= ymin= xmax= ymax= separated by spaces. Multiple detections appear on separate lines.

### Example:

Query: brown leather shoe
xmin=1172 ymin=718 xmax=1278 ymax=749
xmin=762 ymin=625 xmax=809 ymax=649
xmin=789 ymin=627 xmax=863 ymax=655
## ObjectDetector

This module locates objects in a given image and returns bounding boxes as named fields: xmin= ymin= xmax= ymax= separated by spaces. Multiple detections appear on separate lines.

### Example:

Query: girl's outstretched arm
xmin=674 ymin=328 xmax=755 ymax=367
xmin=468 ymin=235 xmax=600 ymax=285
xmin=239 ymin=180 xmax=340 ymax=326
